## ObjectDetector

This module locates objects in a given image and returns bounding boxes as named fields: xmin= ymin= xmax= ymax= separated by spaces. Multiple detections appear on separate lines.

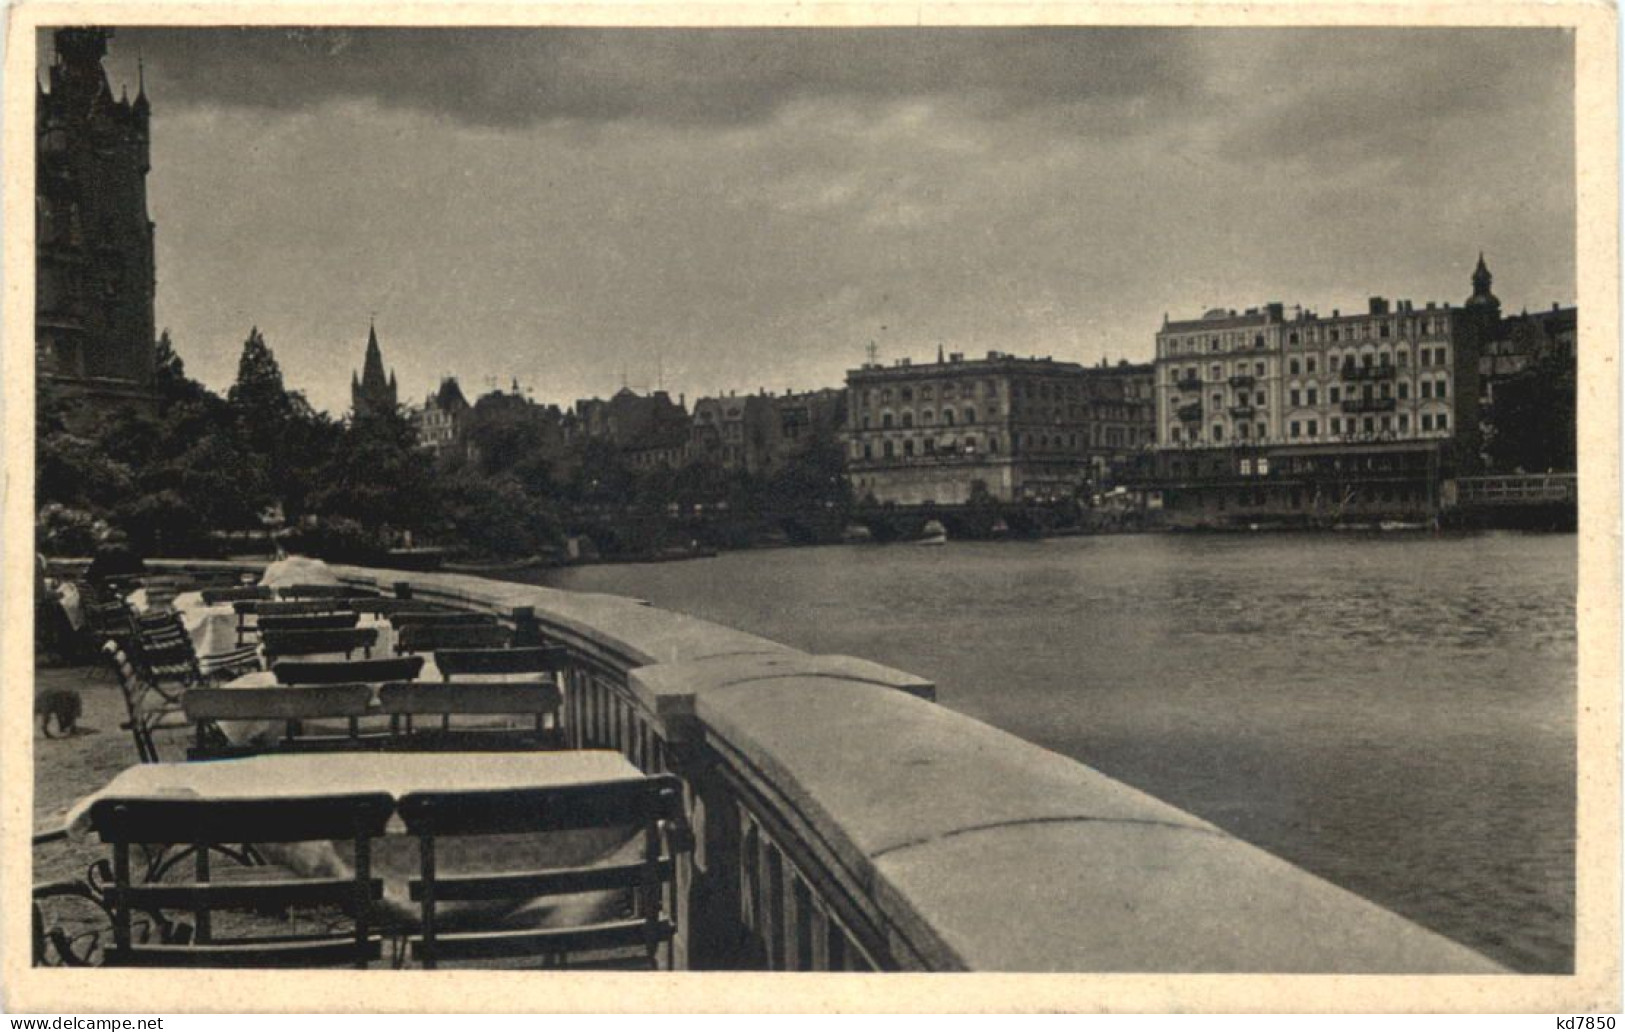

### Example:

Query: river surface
xmin=533 ymin=532 xmax=1576 ymax=972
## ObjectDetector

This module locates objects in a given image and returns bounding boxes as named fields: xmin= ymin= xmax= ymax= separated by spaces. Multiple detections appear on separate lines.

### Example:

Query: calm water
xmin=536 ymin=532 xmax=1577 ymax=972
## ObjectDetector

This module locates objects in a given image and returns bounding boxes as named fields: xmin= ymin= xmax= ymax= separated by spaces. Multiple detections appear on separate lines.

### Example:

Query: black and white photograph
xmin=5 ymin=2 xmax=1618 ymax=1015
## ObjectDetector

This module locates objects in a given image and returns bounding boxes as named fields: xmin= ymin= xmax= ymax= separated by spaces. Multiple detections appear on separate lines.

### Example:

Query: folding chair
xmin=257 ymin=612 xmax=362 ymax=634
xmin=103 ymin=641 xmax=191 ymax=764
xmin=272 ymin=656 xmax=424 ymax=686
xmin=378 ymin=681 xmax=563 ymax=751
xmin=388 ymin=611 xmax=499 ymax=630
xmin=277 ymin=584 xmax=380 ymax=600
xmin=183 ymin=684 xmax=379 ymax=759
xmin=131 ymin=611 xmax=204 ymax=696
xmin=261 ymin=627 xmax=379 ymax=664
xmin=89 ymin=793 xmax=394 ymax=968
xmin=395 ymin=623 xmax=511 ymax=655
xmin=201 ymin=585 xmax=273 ymax=606
xmin=397 ymin=775 xmax=687 ymax=970
xmin=234 ymin=599 xmax=355 ymax=646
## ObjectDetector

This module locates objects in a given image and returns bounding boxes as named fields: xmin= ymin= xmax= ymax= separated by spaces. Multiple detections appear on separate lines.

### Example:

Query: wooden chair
xmin=388 ymin=611 xmax=499 ymax=630
xmin=395 ymin=623 xmax=510 ymax=655
xmin=349 ymin=598 xmax=449 ymax=618
xmin=273 ymin=656 xmax=424 ymax=686
xmin=396 ymin=775 xmax=687 ymax=970
xmin=234 ymin=599 xmax=355 ymax=645
xmin=104 ymin=641 xmax=190 ymax=764
xmin=183 ymin=685 xmax=379 ymax=758
xmin=131 ymin=611 xmax=203 ymax=699
xmin=257 ymin=612 xmax=362 ymax=634
xmin=434 ymin=646 xmax=569 ymax=681
xmin=261 ymin=627 xmax=379 ymax=664
xmin=89 ymin=793 xmax=394 ymax=968
xmin=201 ymin=585 xmax=273 ymax=606
xmin=277 ymin=584 xmax=380 ymax=600
xmin=84 ymin=598 xmax=138 ymax=652
xmin=378 ymin=681 xmax=563 ymax=751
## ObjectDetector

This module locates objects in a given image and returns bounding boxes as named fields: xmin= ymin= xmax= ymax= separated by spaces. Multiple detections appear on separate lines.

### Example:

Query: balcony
xmin=1229 ymin=404 xmax=1256 ymax=419
xmin=1341 ymin=396 xmax=1398 ymax=414
xmin=1341 ymin=364 xmax=1397 ymax=382
xmin=1176 ymin=376 xmax=1203 ymax=392
xmin=1228 ymin=374 xmax=1256 ymax=389
xmin=1176 ymin=402 xmax=1203 ymax=422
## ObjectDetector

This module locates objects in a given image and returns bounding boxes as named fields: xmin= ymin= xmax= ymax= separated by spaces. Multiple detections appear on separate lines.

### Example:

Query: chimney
xmin=1368 ymin=297 xmax=1389 ymax=316
xmin=1266 ymin=302 xmax=1284 ymax=322
xmin=1332 ymin=309 xmax=1341 ymax=318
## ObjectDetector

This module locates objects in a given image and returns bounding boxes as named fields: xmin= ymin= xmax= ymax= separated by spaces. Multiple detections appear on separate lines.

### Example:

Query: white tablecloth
xmin=63 ymin=751 xmax=651 ymax=927
xmin=66 ymin=750 xmax=641 ymax=838
xmin=258 ymin=556 xmax=341 ymax=589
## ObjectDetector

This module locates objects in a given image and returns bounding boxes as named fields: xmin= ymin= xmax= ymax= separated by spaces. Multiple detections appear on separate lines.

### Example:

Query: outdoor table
xmin=211 ymin=647 xmax=529 ymax=744
xmin=64 ymin=751 xmax=648 ymax=933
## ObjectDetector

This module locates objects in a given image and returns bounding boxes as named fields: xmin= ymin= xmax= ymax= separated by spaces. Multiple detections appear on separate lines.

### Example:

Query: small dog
xmin=35 ymin=687 xmax=82 ymax=738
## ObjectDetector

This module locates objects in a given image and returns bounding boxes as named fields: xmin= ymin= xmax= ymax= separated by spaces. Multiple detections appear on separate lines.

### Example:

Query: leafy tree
xmin=1484 ymin=345 xmax=1577 ymax=473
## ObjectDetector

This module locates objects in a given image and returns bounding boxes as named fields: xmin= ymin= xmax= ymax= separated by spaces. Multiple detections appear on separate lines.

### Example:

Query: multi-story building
xmin=689 ymin=392 xmax=776 ymax=473
xmin=1147 ymin=257 xmax=1507 ymax=524
xmin=568 ymin=388 xmax=693 ymax=471
xmin=36 ymin=28 xmax=157 ymax=421
xmin=412 ymin=377 xmax=470 ymax=452
xmin=1479 ymin=303 xmax=1576 ymax=407
xmin=842 ymin=350 xmax=1156 ymax=505
xmin=687 ymin=388 xmax=846 ymax=474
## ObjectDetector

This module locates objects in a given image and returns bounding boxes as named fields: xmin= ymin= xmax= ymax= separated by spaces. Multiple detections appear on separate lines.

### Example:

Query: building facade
xmin=413 ymin=376 xmax=471 ymax=452
xmin=36 ymin=28 xmax=157 ymax=419
xmin=843 ymin=351 xmax=1155 ymax=505
xmin=1147 ymin=258 xmax=1505 ymax=524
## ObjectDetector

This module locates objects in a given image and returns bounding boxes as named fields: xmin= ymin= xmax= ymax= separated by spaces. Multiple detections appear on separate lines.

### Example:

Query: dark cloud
xmin=1204 ymin=29 xmax=1574 ymax=169
xmin=80 ymin=27 xmax=1203 ymax=127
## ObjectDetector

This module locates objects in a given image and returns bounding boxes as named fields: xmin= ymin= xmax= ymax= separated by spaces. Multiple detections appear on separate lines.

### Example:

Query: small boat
xmin=1378 ymin=520 xmax=1428 ymax=532
xmin=917 ymin=520 xmax=948 ymax=546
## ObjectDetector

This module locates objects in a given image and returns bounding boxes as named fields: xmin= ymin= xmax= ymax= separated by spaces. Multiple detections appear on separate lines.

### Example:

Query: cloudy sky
xmin=47 ymin=27 xmax=1574 ymax=416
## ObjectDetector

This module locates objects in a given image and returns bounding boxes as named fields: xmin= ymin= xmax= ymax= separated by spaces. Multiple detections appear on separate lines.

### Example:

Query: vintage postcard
xmin=1 ymin=0 xmax=1618 ymax=1015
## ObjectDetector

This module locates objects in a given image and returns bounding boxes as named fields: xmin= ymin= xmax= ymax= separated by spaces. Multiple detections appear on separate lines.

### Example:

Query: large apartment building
xmin=1147 ymin=257 xmax=1508 ymax=524
xmin=843 ymin=350 xmax=1154 ymax=505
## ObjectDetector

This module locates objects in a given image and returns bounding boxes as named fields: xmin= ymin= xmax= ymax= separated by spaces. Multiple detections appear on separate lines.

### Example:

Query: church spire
xmin=1467 ymin=251 xmax=1500 ymax=313
xmin=352 ymin=318 xmax=398 ymax=417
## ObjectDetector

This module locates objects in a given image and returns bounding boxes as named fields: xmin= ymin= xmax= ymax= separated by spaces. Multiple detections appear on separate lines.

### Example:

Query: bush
xmin=35 ymin=504 xmax=114 ymax=557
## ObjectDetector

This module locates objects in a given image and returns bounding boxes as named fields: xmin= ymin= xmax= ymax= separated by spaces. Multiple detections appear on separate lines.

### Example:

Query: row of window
xmin=1167 ymin=346 xmax=1454 ymax=385
xmin=1167 ymin=409 xmax=1452 ymax=443
xmin=862 ymin=378 xmax=1123 ymax=406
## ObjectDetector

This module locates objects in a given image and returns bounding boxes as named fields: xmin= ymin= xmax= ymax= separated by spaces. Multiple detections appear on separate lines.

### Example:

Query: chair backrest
xmin=434 ymin=646 xmax=569 ymax=680
xmin=85 ymin=599 xmax=136 ymax=641
xmin=273 ymin=656 xmax=424 ymax=686
xmin=277 ymin=584 xmax=379 ymax=600
xmin=395 ymin=623 xmax=510 ymax=655
xmin=183 ymin=685 xmax=377 ymax=757
xmin=348 ymin=598 xmax=448 ymax=617
xmin=89 ymin=793 xmax=393 ymax=968
xmin=396 ymin=775 xmax=686 ymax=969
xmin=388 ymin=611 xmax=499 ymax=630
xmin=378 ymin=681 xmax=562 ymax=750
xmin=261 ymin=627 xmax=378 ymax=663
xmin=102 ymin=641 xmax=162 ymax=763
xmin=131 ymin=613 xmax=202 ymax=689
xmin=256 ymin=612 xmax=362 ymax=634
xmin=239 ymin=599 xmax=356 ymax=618
xmin=201 ymin=585 xmax=273 ymax=606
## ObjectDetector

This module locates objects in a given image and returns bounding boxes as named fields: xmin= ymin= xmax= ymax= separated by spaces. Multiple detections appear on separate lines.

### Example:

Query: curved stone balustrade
xmin=146 ymin=558 xmax=1501 ymax=974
